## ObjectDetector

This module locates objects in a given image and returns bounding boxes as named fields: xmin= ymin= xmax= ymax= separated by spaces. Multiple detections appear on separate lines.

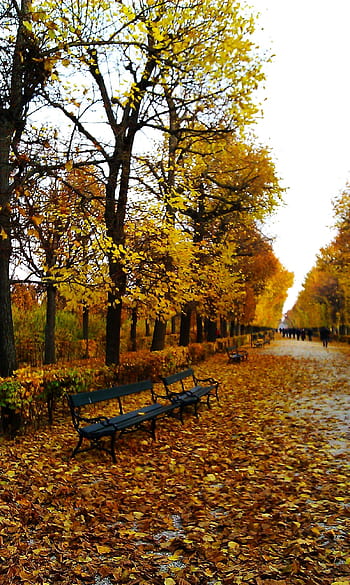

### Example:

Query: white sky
xmin=249 ymin=0 xmax=350 ymax=312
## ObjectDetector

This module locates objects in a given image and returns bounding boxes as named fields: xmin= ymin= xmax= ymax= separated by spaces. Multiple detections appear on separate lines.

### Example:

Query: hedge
xmin=0 ymin=342 xmax=218 ymax=435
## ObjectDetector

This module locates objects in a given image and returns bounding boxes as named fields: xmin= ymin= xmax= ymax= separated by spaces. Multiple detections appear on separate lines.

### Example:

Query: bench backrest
xmin=161 ymin=368 xmax=195 ymax=395
xmin=68 ymin=380 xmax=154 ymax=416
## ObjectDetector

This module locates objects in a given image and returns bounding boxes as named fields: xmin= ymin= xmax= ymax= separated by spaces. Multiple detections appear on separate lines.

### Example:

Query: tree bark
xmin=151 ymin=319 xmax=167 ymax=351
xmin=44 ymin=283 xmax=56 ymax=364
xmin=105 ymin=293 xmax=122 ymax=366
xmin=82 ymin=303 xmax=89 ymax=357
xmin=196 ymin=314 xmax=203 ymax=343
xmin=179 ymin=306 xmax=192 ymax=346
xmin=130 ymin=307 xmax=137 ymax=351
xmin=220 ymin=317 xmax=228 ymax=337
xmin=206 ymin=319 xmax=217 ymax=342
xmin=0 ymin=128 xmax=17 ymax=377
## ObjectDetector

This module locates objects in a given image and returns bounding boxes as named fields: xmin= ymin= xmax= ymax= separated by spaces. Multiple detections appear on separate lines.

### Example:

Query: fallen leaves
xmin=1 ymin=346 xmax=350 ymax=584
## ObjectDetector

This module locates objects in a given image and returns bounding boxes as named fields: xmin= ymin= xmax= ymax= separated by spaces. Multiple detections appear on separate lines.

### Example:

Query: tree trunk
xmin=82 ymin=303 xmax=89 ymax=340
xmin=230 ymin=320 xmax=235 ymax=337
xmin=220 ymin=317 xmax=227 ymax=337
xmin=0 ymin=247 xmax=17 ymax=377
xmin=0 ymin=0 xmax=51 ymax=434
xmin=105 ymin=292 xmax=122 ymax=366
xmin=179 ymin=306 xmax=192 ymax=346
xmin=206 ymin=319 xmax=217 ymax=342
xmin=196 ymin=314 xmax=203 ymax=342
xmin=103 ymin=53 xmax=157 ymax=366
xmin=44 ymin=283 xmax=56 ymax=364
xmin=82 ymin=302 xmax=89 ymax=357
xmin=130 ymin=307 xmax=137 ymax=351
xmin=151 ymin=319 xmax=167 ymax=351
xmin=0 ymin=130 xmax=17 ymax=377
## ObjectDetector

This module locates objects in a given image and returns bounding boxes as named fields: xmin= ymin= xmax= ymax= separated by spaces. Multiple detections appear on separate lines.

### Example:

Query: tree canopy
xmin=1 ymin=0 xmax=289 ymax=373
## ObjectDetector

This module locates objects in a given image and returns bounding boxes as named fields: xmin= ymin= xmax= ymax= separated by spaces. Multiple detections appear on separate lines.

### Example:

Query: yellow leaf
xmin=228 ymin=541 xmax=240 ymax=553
xmin=65 ymin=160 xmax=73 ymax=171
xmin=31 ymin=215 xmax=43 ymax=226
xmin=204 ymin=473 xmax=216 ymax=482
xmin=96 ymin=544 xmax=111 ymax=554
xmin=164 ymin=579 xmax=176 ymax=585
xmin=27 ymin=228 xmax=39 ymax=238
xmin=0 ymin=227 xmax=8 ymax=240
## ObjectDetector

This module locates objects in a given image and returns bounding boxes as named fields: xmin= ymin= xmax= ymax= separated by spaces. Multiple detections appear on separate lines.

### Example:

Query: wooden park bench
xmin=161 ymin=368 xmax=219 ymax=420
xmin=251 ymin=333 xmax=265 ymax=347
xmin=251 ymin=331 xmax=274 ymax=347
xmin=226 ymin=345 xmax=249 ymax=363
xmin=67 ymin=380 xmax=180 ymax=462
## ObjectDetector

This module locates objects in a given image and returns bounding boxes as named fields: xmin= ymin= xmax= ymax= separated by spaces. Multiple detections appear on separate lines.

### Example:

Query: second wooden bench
xmin=226 ymin=345 xmax=249 ymax=363
xmin=161 ymin=368 xmax=219 ymax=419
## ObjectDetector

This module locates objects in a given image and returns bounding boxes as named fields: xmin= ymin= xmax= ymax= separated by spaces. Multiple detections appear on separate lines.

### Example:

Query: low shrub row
xmin=0 ymin=342 xmax=217 ymax=435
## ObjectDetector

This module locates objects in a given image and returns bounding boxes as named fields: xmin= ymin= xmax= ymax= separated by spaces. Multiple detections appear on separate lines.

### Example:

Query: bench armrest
xmin=152 ymin=392 xmax=169 ymax=402
xmin=194 ymin=376 xmax=219 ymax=386
xmin=168 ymin=390 xmax=197 ymax=401
xmin=74 ymin=413 xmax=110 ymax=426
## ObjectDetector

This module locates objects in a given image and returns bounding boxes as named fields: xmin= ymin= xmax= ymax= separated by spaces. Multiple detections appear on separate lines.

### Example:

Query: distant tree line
xmin=286 ymin=183 xmax=350 ymax=334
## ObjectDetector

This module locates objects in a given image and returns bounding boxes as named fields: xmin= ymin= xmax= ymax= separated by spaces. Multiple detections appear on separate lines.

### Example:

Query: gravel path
xmin=262 ymin=337 xmax=350 ymax=456
xmin=262 ymin=336 xmax=350 ymax=360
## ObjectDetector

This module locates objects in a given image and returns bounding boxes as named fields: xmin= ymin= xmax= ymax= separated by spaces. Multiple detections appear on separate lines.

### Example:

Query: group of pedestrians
xmin=280 ymin=327 xmax=313 ymax=341
xmin=280 ymin=327 xmax=331 ymax=347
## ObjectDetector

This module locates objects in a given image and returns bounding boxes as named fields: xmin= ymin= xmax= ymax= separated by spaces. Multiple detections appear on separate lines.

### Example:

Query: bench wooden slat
xmin=69 ymin=380 xmax=154 ymax=408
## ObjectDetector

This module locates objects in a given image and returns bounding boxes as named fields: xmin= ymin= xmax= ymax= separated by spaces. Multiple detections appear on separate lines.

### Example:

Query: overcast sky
xmin=249 ymin=0 xmax=350 ymax=312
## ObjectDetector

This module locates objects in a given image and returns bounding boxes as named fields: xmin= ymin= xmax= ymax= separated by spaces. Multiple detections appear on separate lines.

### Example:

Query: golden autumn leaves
xmin=1 ymin=345 xmax=350 ymax=584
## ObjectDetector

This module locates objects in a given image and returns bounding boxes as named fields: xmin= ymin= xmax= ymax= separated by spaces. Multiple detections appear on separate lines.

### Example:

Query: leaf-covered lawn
xmin=1 ymin=342 xmax=350 ymax=585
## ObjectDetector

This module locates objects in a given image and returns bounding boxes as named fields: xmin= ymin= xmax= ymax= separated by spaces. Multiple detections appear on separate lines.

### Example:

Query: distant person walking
xmin=320 ymin=327 xmax=330 ymax=348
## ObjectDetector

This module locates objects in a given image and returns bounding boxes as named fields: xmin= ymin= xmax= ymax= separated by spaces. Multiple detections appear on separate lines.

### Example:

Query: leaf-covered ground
xmin=1 ymin=338 xmax=350 ymax=585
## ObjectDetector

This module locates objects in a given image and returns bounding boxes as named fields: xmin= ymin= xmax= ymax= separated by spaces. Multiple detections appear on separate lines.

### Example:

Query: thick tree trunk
xmin=103 ymin=54 xmax=156 ymax=366
xmin=0 ymin=130 xmax=17 ymax=377
xmin=206 ymin=319 xmax=217 ymax=342
xmin=0 ymin=1 xmax=51 ymax=434
xmin=130 ymin=307 xmax=137 ymax=351
xmin=0 ymin=251 xmax=17 ymax=377
xmin=230 ymin=320 xmax=235 ymax=337
xmin=44 ymin=283 xmax=56 ymax=364
xmin=105 ymin=293 xmax=122 ymax=366
xmin=220 ymin=317 xmax=228 ymax=337
xmin=179 ymin=306 xmax=192 ymax=346
xmin=151 ymin=319 xmax=167 ymax=351
xmin=196 ymin=314 xmax=203 ymax=343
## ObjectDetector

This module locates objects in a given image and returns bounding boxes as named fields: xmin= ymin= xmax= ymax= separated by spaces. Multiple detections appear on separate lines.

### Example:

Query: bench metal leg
xmin=110 ymin=433 xmax=117 ymax=463
xmin=151 ymin=418 xmax=157 ymax=439
xmin=70 ymin=435 xmax=83 ymax=459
